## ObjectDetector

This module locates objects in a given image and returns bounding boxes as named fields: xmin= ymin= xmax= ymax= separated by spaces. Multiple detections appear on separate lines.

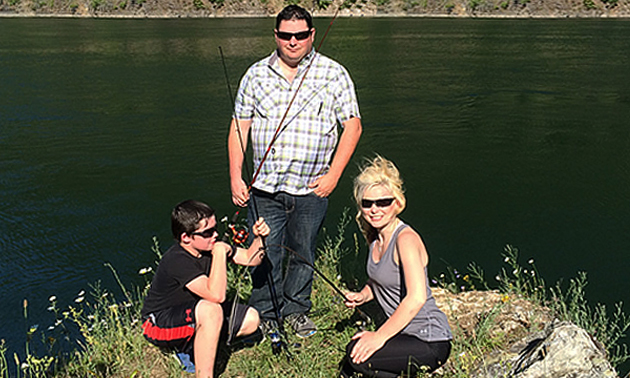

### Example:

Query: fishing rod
xmin=221 ymin=212 xmax=293 ymax=357
xmin=220 ymin=47 xmax=292 ymax=360
xmin=222 ymin=226 xmax=370 ymax=347
xmin=222 ymin=216 xmax=370 ymax=347
xmin=271 ymin=243 xmax=371 ymax=327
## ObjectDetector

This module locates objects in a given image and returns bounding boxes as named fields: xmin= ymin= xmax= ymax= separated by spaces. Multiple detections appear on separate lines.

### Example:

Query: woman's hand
xmin=251 ymin=217 xmax=270 ymax=238
xmin=350 ymin=331 xmax=387 ymax=364
xmin=344 ymin=292 xmax=366 ymax=309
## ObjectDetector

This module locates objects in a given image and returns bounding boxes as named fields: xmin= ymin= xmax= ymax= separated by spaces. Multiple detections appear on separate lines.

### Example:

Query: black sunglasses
xmin=275 ymin=29 xmax=312 ymax=41
xmin=361 ymin=198 xmax=395 ymax=209
xmin=191 ymin=227 xmax=218 ymax=238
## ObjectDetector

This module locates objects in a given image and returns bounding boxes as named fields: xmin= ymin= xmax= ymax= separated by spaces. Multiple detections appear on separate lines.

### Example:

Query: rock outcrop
xmin=474 ymin=321 xmax=617 ymax=378
xmin=432 ymin=288 xmax=620 ymax=378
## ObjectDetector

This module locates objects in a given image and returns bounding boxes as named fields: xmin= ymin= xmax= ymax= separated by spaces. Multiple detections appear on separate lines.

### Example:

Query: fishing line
xmin=219 ymin=46 xmax=253 ymax=184
xmin=223 ymin=211 xmax=247 ymax=347
xmin=225 ymin=239 xmax=265 ymax=346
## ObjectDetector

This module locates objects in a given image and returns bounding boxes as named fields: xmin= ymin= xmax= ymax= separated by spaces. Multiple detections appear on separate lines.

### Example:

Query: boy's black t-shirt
xmin=141 ymin=243 xmax=212 ymax=318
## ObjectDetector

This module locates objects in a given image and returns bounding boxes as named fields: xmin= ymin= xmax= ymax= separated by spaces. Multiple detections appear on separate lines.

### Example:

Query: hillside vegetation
xmin=4 ymin=214 xmax=629 ymax=378
xmin=1 ymin=0 xmax=630 ymax=18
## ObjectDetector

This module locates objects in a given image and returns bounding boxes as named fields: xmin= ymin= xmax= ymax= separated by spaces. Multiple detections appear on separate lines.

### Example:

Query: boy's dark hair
xmin=171 ymin=200 xmax=215 ymax=241
xmin=276 ymin=5 xmax=313 ymax=30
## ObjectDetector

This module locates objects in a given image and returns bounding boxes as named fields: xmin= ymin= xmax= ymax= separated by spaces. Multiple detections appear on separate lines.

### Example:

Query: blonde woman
xmin=341 ymin=156 xmax=452 ymax=378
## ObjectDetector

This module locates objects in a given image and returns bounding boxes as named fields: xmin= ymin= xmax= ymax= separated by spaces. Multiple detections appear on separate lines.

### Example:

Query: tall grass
xmin=498 ymin=245 xmax=630 ymax=369
xmin=1 ymin=213 xmax=628 ymax=377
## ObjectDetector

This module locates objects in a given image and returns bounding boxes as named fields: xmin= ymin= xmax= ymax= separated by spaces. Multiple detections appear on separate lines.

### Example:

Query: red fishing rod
xmin=248 ymin=5 xmax=344 ymax=188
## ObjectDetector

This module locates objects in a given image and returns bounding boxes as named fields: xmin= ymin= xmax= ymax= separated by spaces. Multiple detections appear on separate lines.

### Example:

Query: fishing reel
xmin=230 ymin=226 xmax=248 ymax=245
xmin=222 ymin=211 xmax=249 ymax=246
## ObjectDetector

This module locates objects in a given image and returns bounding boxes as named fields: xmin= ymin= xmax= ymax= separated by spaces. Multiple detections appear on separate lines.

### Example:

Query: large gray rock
xmin=473 ymin=321 xmax=618 ymax=378
xmin=430 ymin=289 xmax=619 ymax=378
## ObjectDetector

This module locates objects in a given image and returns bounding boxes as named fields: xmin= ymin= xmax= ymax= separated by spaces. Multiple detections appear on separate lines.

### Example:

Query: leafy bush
xmin=583 ymin=0 xmax=597 ymax=9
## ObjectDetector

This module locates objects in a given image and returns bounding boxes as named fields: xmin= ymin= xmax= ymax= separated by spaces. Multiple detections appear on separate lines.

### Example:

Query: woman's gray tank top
xmin=366 ymin=221 xmax=452 ymax=342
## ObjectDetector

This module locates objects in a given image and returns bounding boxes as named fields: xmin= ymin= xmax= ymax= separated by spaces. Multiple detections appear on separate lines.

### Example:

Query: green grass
xmin=3 ymin=211 xmax=629 ymax=377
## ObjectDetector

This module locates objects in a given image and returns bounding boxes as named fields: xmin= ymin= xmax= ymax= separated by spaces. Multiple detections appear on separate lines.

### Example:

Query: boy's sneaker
xmin=285 ymin=313 xmax=317 ymax=338
xmin=174 ymin=352 xmax=195 ymax=373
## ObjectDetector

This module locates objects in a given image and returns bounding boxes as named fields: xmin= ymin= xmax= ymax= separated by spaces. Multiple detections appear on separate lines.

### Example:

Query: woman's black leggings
xmin=340 ymin=334 xmax=451 ymax=378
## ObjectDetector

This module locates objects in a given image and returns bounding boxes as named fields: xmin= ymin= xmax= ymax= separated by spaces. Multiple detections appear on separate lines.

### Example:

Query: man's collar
xmin=299 ymin=48 xmax=316 ymax=68
xmin=268 ymin=48 xmax=316 ymax=72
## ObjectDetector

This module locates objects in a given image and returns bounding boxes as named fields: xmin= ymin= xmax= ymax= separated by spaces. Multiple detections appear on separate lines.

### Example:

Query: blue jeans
xmin=247 ymin=189 xmax=327 ymax=321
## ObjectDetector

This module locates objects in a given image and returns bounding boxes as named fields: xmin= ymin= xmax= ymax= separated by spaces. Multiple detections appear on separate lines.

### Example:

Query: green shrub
xmin=90 ymin=0 xmax=102 ymax=10
xmin=315 ymin=0 xmax=333 ymax=9
xmin=583 ymin=0 xmax=597 ymax=9
xmin=468 ymin=0 xmax=482 ymax=11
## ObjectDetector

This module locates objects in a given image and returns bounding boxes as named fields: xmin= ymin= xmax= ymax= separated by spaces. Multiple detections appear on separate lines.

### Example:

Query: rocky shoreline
xmin=1 ymin=0 xmax=630 ymax=18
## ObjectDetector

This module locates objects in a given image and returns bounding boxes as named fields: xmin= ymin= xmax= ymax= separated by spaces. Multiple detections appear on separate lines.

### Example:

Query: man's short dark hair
xmin=276 ymin=5 xmax=313 ymax=30
xmin=171 ymin=200 xmax=215 ymax=241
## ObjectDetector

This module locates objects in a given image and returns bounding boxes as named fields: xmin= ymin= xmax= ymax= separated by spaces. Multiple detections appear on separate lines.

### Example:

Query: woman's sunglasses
xmin=275 ymin=30 xmax=312 ymax=41
xmin=192 ymin=227 xmax=218 ymax=238
xmin=361 ymin=198 xmax=395 ymax=209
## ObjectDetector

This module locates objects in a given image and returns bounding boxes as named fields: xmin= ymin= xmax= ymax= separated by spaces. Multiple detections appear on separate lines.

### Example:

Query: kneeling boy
xmin=141 ymin=199 xmax=269 ymax=378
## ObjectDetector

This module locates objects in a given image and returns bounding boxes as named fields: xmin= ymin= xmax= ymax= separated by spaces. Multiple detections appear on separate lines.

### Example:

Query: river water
xmin=1 ymin=17 xmax=629 ymax=371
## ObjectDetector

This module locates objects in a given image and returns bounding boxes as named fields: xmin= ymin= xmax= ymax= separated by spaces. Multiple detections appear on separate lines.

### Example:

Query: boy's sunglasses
xmin=275 ymin=30 xmax=312 ymax=41
xmin=192 ymin=227 xmax=218 ymax=238
xmin=361 ymin=198 xmax=395 ymax=209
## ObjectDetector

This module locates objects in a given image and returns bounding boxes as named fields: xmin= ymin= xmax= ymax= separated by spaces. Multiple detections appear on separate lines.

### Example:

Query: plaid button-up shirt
xmin=234 ymin=49 xmax=361 ymax=196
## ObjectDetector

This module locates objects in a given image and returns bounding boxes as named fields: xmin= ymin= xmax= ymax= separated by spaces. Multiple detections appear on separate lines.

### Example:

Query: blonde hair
xmin=353 ymin=155 xmax=406 ymax=243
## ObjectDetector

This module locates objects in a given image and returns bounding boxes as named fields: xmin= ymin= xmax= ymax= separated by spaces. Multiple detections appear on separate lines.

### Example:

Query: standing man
xmin=228 ymin=5 xmax=362 ymax=338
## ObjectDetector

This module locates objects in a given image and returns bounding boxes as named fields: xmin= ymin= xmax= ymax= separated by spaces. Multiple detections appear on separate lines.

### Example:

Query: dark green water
xmin=1 ymin=17 xmax=629 ymax=371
